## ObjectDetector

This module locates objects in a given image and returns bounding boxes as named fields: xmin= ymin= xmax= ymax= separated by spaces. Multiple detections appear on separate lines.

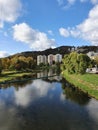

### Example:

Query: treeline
xmin=0 ymin=55 xmax=36 ymax=72
xmin=61 ymin=52 xmax=95 ymax=74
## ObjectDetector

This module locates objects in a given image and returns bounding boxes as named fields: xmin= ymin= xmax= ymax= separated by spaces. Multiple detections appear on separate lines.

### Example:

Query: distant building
xmin=48 ymin=54 xmax=54 ymax=65
xmin=37 ymin=54 xmax=62 ymax=65
xmin=86 ymin=66 xmax=98 ymax=74
xmin=71 ymin=47 xmax=77 ymax=52
xmin=68 ymin=48 xmax=71 ymax=51
xmin=43 ymin=55 xmax=47 ymax=64
xmin=87 ymin=51 xmax=98 ymax=59
xmin=71 ymin=47 xmax=75 ymax=52
xmin=37 ymin=55 xmax=47 ymax=65
xmin=55 ymin=54 xmax=62 ymax=63
xmin=37 ymin=55 xmax=42 ymax=65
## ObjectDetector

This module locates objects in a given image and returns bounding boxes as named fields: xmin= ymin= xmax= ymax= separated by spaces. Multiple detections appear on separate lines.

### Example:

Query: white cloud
xmin=0 ymin=22 xmax=3 ymax=28
xmin=59 ymin=27 xmax=70 ymax=37
xmin=80 ymin=0 xmax=98 ymax=4
xmin=48 ymin=30 xmax=54 ymax=36
xmin=59 ymin=4 xmax=98 ymax=46
xmin=91 ymin=0 xmax=98 ymax=4
xmin=63 ymin=0 xmax=76 ymax=9
xmin=80 ymin=0 xmax=88 ymax=2
xmin=0 ymin=51 xmax=9 ymax=58
xmin=0 ymin=0 xmax=22 ymax=28
xmin=57 ymin=0 xmax=98 ymax=10
xmin=12 ymin=23 xmax=56 ymax=51
xmin=67 ymin=0 xmax=76 ymax=4
xmin=57 ymin=0 xmax=64 ymax=5
xmin=57 ymin=0 xmax=76 ymax=10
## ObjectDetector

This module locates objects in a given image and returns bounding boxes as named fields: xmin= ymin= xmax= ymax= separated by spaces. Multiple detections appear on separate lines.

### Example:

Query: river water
xmin=0 ymin=72 xmax=98 ymax=130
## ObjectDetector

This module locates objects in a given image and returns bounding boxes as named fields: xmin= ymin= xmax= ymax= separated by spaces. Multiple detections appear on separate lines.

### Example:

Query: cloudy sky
xmin=0 ymin=0 xmax=98 ymax=57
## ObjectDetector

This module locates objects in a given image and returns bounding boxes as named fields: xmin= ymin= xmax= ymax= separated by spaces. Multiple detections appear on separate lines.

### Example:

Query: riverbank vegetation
xmin=0 ymin=53 xmax=61 ymax=83
xmin=1 ymin=55 xmax=36 ymax=71
xmin=0 ymin=64 xmax=60 ymax=84
xmin=62 ymin=71 xmax=98 ymax=99
xmin=61 ymin=52 xmax=94 ymax=74
xmin=61 ymin=52 xmax=98 ymax=99
xmin=0 ymin=70 xmax=37 ymax=84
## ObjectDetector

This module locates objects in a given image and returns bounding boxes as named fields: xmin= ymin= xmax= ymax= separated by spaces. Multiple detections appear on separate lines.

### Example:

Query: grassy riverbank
xmin=0 ymin=70 xmax=37 ymax=84
xmin=0 ymin=65 xmax=59 ymax=84
xmin=62 ymin=70 xmax=98 ymax=99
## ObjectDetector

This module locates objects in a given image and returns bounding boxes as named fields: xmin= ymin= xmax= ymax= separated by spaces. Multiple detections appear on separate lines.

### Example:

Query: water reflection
xmin=37 ymin=69 xmax=62 ymax=81
xmin=0 ymin=78 xmax=98 ymax=130
xmin=62 ymin=79 xmax=90 ymax=105
xmin=14 ymin=79 xmax=55 ymax=107
xmin=86 ymin=99 xmax=98 ymax=123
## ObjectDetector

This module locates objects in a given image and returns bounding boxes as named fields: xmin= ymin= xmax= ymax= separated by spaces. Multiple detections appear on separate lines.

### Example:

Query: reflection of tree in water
xmin=62 ymin=79 xmax=90 ymax=105
xmin=0 ymin=73 xmax=37 ymax=89
xmin=0 ymin=80 xmax=33 ymax=90
xmin=11 ymin=80 xmax=33 ymax=89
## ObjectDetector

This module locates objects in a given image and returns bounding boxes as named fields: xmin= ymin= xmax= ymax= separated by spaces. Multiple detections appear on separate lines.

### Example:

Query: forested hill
xmin=3 ymin=45 xmax=98 ymax=59
xmin=10 ymin=46 xmax=71 ymax=59
xmin=0 ymin=45 xmax=98 ymax=71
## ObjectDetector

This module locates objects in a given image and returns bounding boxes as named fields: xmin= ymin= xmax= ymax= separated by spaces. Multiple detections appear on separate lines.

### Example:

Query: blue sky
xmin=0 ymin=0 xmax=98 ymax=57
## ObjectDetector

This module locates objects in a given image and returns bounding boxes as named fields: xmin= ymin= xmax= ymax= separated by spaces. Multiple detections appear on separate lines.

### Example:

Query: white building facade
xmin=37 ymin=54 xmax=62 ymax=65
xmin=55 ymin=54 xmax=62 ymax=63
xmin=48 ymin=54 xmax=54 ymax=65
xmin=37 ymin=55 xmax=47 ymax=65
xmin=87 ymin=51 xmax=98 ymax=59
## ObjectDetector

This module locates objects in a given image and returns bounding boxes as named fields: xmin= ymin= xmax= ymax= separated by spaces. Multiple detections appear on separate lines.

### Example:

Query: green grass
xmin=76 ymin=74 xmax=98 ymax=86
xmin=0 ymin=71 xmax=34 ymax=83
xmin=62 ymin=71 xmax=98 ymax=100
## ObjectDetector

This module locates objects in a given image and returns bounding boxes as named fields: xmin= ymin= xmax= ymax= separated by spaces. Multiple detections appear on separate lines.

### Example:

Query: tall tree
xmin=62 ymin=52 xmax=92 ymax=74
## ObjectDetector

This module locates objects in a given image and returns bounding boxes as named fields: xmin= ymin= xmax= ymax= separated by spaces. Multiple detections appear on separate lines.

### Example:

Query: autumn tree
xmin=0 ymin=59 xmax=2 ymax=74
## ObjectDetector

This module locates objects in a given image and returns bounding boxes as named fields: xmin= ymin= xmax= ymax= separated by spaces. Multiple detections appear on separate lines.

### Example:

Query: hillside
xmin=2 ymin=45 xmax=98 ymax=60
xmin=9 ymin=46 xmax=71 ymax=59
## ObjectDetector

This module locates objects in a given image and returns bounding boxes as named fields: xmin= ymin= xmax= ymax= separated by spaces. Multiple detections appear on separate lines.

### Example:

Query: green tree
xmin=62 ymin=52 xmax=92 ymax=74
xmin=94 ymin=56 xmax=98 ymax=66
xmin=0 ymin=59 xmax=2 ymax=74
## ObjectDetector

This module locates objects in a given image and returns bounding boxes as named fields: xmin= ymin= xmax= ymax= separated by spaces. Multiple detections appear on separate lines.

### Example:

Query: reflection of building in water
xmin=37 ymin=69 xmax=62 ymax=81
xmin=37 ymin=55 xmax=47 ymax=65
xmin=48 ymin=69 xmax=54 ymax=77
xmin=48 ymin=69 xmax=56 ymax=80
xmin=48 ymin=75 xmax=62 ymax=81
xmin=48 ymin=69 xmax=62 ymax=81
xmin=37 ymin=69 xmax=54 ymax=79
xmin=53 ymin=75 xmax=62 ymax=81
xmin=37 ymin=70 xmax=48 ymax=78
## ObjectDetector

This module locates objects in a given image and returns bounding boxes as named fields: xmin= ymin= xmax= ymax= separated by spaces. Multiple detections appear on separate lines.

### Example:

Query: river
xmin=0 ymin=70 xmax=98 ymax=130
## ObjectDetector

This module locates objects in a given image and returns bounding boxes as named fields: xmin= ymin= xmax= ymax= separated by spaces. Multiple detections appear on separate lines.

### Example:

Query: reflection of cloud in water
xmin=60 ymin=93 xmax=66 ymax=101
xmin=86 ymin=99 xmax=98 ymax=121
xmin=0 ymin=102 xmax=18 ymax=130
xmin=15 ymin=79 xmax=54 ymax=107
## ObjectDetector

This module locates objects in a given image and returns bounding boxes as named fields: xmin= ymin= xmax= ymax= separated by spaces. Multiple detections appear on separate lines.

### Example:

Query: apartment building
xmin=55 ymin=54 xmax=62 ymax=63
xmin=37 ymin=54 xmax=62 ymax=65
xmin=37 ymin=55 xmax=47 ymax=65
xmin=48 ymin=54 xmax=54 ymax=65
